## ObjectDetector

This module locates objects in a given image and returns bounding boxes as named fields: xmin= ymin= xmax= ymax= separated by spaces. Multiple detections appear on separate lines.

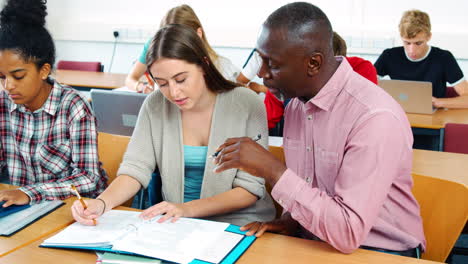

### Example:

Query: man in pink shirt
xmin=214 ymin=2 xmax=425 ymax=257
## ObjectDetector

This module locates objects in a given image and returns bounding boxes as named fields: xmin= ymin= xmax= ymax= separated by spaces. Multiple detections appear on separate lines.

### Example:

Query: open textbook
xmin=41 ymin=210 xmax=256 ymax=264
xmin=0 ymin=200 xmax=64 ymax=236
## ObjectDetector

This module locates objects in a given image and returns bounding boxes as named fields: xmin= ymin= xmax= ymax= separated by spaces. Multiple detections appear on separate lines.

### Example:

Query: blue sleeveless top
xmin=183 ymin=145 xmax=208 ymax=202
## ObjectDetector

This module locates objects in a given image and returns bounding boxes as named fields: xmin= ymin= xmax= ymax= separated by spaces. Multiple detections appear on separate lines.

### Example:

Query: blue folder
xmin=0 ymin=201 xmax=31 ymax=218
xmin=41 ymin=224 xmax=256 ymax=264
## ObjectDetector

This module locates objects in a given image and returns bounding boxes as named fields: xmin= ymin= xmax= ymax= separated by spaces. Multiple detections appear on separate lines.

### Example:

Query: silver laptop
xmin=378 ymin=79 xmax=436 ymax=114
xmin=91 ymin=89 xmax=147 ymax=136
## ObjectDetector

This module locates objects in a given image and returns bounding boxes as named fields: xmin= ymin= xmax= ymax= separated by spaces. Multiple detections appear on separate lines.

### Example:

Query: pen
xmin=144 ymin=71 xmax=155 ymax=89
xmin=211 ymin=134 xmax=262 ymax=158
xmin=70 ymin=184 xmax=96 ymax=225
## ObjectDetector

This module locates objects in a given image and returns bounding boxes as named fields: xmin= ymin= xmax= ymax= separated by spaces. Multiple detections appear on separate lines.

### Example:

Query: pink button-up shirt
xmin=271 ymin=57 xmax=426 ymax=253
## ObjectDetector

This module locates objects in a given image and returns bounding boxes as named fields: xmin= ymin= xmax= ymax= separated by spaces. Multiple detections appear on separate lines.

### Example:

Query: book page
xmin=43 ymin=210 xmax=141 ymax=246
xmin=112 ymin=215 xmax=229 ymax=264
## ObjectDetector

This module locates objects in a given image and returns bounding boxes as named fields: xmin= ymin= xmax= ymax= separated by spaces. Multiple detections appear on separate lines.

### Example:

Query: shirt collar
xmin=306 ymin=56 xmax=351 ymax=112
xmin=405 ymin=46 xmax=432 ymax=62
xmin=9 ymin=81 xmax=62 ymax=115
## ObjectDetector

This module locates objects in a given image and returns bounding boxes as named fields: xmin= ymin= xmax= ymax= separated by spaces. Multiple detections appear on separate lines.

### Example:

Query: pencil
xmin=211 ymin=134 xmax=262 ymax=158
xmin=70 ymin=184 xmax=96 ymax=225
xmin=144 ymin=71 xmax=155 ymax=88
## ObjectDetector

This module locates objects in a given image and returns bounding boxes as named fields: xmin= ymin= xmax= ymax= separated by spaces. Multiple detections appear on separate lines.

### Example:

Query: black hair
xmin=146 ymin=24 xmax=237 ymax=93
xmin=264 ymin=2 xmax=333 ymax=50
xmin=0 ymin=0 xmax=56 ymax=71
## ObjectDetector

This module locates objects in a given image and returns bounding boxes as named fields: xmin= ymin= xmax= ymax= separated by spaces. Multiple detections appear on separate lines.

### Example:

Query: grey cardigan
xmin=117 ymin=87 xmax=276 ymax=225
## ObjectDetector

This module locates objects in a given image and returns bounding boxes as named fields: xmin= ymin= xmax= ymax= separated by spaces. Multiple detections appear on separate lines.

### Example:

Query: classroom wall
xmin=2 ymin=0 xmax=468 ymax=76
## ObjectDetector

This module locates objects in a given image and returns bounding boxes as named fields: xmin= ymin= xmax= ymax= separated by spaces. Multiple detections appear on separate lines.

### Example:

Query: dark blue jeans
xmin=147 ymin=170 xmax=163 ymax=206
xmin=363 ymin=245 xmax=421 ymax=258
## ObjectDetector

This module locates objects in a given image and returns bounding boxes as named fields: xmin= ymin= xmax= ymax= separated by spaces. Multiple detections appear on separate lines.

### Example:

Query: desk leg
xmin=438 ymin=128 xmax=445 ymax=151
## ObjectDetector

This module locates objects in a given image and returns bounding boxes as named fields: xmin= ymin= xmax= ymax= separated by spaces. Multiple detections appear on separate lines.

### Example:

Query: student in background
xmin=374 ymin=9 xmax=468 ymax=109
xmin=72 ymin=24 xmax=275 ymax=226
xmin=237 ymin=32 xmax=378 ymax=130
xmin=214 ymin=2 xmax=425 ymax=257
xmin=125 ymin=4 xmax=240 ymax=93
xmin=332 ymin=32 xmax=378 ymax=84
xmin=237 ymin=51 xmax=284 ymax=130
xmin=0 ymin=0 xmax=107 ymax=207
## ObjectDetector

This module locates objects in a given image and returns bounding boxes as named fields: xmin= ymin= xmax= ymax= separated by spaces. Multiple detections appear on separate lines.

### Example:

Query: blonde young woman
xmin=125 ymin=4 xmax=239 ymax=93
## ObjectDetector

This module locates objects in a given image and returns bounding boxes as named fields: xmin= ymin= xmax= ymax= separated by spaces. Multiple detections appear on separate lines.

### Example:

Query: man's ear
xmin=306 ymin=53 xmax=322 ymax=77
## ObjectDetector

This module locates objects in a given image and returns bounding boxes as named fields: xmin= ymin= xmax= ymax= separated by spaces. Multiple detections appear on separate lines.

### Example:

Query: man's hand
xmin=213 ymin=137 xmax=287 ymax=186
xmin=0 ymin=189 xmax=31 ymax=207
xmin=240 ymin=212 xmax=298 ymax=237
xmin=432 ymin=96 xmax=442 ymax=108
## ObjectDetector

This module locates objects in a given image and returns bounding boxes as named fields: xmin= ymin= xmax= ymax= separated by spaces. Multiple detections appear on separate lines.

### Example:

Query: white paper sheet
xmin=112 ymin=216 xmax=229 ymax=264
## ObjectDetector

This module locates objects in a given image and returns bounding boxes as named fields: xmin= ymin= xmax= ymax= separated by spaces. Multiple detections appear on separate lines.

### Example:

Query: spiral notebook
xmin=0 ymin=200 xmax=64 ymax=236
xmin=41 ymin=210 xmax=256 ymax=264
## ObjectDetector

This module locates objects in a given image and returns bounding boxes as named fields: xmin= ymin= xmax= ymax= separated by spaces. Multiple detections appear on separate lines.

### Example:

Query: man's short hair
xmin=264 ymin=2 xmax=332 ymax=42
xmin=399 ymin=10 xmax=431 ymax=39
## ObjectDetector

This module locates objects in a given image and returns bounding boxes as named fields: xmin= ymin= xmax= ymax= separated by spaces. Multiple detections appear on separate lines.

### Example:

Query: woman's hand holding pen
xmin=135 ymin=82 xmax=154 ymax=94
xmin=71 ymin=199 xmax=105 ymax=226
xmin=0 ymin=189 xmax=30 ymax=207
xmin=140 ymin=201 xmax=190 ymax=223
xmin=212 ymin=137 xmax=287 ymax=187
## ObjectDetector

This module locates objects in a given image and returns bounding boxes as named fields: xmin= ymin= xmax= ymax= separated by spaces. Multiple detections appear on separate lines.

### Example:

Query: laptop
xmin=378 ymin=79 xmax=436 ymax=114
xmin=91 ymin=89 xmax=147 ymax=136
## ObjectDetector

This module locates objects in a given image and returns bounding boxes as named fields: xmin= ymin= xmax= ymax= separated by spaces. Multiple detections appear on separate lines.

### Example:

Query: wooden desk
xmin=0 ymin=184 xmax=75 ymax=257
xmin=54 ymin=70 xmax=127 ymax=90
xmin=413 ymin=149 xmax=468 ymax=186
xmin=407 ymin=109 xmax=468 ymax=151
xmin=407 ymin=109 xmax=468 ymax=129
xmin=2 ymin=231 xmax=441 ymax=264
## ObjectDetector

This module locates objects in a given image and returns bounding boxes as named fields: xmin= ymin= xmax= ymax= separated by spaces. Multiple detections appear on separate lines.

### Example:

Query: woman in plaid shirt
xmin=0 ymin=0 xmax=107 ymax=207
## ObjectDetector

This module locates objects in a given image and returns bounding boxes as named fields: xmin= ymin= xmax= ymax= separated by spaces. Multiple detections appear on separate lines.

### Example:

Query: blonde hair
xmin=160 ymin=4 xmax=218 ymax=61
xmin=332 ymin=32 xmax=347 ymax=56
xmin=399 ymin=10 xmax=431 ymax=39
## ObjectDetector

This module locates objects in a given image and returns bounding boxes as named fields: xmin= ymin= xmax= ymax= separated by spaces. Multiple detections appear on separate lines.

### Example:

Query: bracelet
xmin=134 ymin=81 xmax=141 ymax=92
xmin=96 ymin=198 xmax=106 ymax=215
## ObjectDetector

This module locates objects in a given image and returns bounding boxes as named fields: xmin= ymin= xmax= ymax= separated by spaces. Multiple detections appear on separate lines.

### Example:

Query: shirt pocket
xmin=283 ymin=137 xmax=303 ymax=175
xmin=38 ymin=142 xmax=72 ymax=176
xmin=314 ymin=147 xmax=339 ymax=195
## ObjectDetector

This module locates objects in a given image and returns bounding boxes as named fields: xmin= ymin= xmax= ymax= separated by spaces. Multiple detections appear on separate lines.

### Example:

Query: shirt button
xmin=278 ymin=199 xmax=283 ymax=205
xmin=306 ymin=177 xmax=312 ymax=183
xmin=307 ymin=115 xmax=312 ymax=120
xmin=306 ymin=146 xmax=311 ymax=151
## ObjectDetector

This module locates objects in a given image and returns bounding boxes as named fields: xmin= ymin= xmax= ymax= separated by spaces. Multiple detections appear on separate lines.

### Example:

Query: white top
xmin=215 ymin=56 xmax=241 ymax=82
xmin=241 ymin=51 xmax=262 ymax=80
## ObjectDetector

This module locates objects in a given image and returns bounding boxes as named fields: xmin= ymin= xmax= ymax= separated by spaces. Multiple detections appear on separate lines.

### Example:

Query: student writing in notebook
xmin=214 ymin=2 xmax=425 ymax=257
xmin=0 ymin=0 xmax=107 ymax=207
xmin=125 ymin=4 xmax=240 ymax=94
xmin=374 ymin=9 xmax=468 ymax=108
xmin=72 ymin=24 xmax=275 ymax=226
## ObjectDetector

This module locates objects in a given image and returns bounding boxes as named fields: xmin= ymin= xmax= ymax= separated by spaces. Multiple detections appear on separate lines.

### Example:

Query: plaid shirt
xmin=0 ymin=82 xmax=107 ymax=203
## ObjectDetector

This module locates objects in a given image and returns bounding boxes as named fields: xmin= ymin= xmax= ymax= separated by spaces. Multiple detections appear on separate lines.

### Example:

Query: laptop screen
xmin=91 ymin=89 xmax=147 ymax=136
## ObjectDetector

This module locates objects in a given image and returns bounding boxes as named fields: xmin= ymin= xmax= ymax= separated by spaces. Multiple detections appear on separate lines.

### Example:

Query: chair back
xmin=445 ymin=87 xmax=458 ymax=98
xmin=444 ymin=123 xmax=468 ymax=154
xmin=98 ymin=132 xmax=132 ymax=206
xmin=412 ymin=173 xmax=468 ymax=262
xmin=268 ymin=146 xmax=286 ymax=217
xmin=57 ymin=60 xmax=103 ymax=72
